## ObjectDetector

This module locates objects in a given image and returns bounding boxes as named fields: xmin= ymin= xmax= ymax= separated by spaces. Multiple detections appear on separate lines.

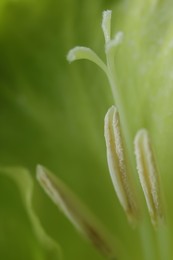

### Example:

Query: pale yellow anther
xmin=104 ymin=106 xmax=137 ymax=222
xmin=134 ymin=129 xmax=163 ymax=226
xmin=36 ymin=165 xmax=118 ymax=259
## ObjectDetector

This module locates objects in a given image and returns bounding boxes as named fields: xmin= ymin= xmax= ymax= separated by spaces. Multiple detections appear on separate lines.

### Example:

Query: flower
xmin=1 ymin=1 xmax=173 ymax=260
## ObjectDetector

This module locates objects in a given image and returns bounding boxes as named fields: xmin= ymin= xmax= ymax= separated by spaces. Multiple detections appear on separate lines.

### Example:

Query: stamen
xmin=104 ymin=106 xmax=137 ymax=222
xmin=134 ymin=129 xmax=164 ymax=226
xmin=36 ymin=165 xmax=118 ymax=259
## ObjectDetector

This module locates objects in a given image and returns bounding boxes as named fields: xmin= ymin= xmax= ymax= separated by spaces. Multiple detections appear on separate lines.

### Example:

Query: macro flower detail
xmin=2 ymin=1 xmax=173 ymax=259
xmin=36 ymin=9 xmax=167 ymax=260
xmin=67 ymin=9 xmax=164 ymax=225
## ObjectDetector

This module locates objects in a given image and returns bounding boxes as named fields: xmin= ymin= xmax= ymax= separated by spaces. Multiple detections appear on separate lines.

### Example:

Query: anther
xmin=134 ymin=129 xmax=164 ymax=226
xmin=104 ymin=106 xmax=137 ymax=222
xmin=36 ymin=165 xmax=118 ymax=259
